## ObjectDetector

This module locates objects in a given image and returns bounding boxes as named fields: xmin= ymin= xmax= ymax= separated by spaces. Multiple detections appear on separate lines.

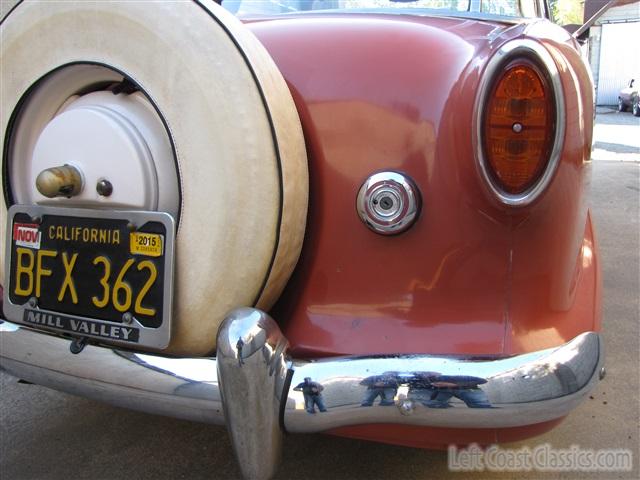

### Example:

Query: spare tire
xmin=0 ymin=1 xmax=308 ymax=355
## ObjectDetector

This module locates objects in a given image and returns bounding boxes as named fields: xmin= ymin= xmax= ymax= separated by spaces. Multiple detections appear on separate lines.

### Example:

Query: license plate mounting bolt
xmin=69 ymin=336 xmax=89 ymax=355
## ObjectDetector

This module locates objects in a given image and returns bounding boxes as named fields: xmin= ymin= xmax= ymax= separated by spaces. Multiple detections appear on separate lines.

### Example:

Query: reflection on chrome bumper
xmin=285 ymin=333 xmax=603 ymax=432
xmin=0 ymin=310 xmax=603 ymax=480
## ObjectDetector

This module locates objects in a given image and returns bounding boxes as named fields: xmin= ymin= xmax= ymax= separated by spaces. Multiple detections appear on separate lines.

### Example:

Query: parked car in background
xmin=1 ymin=1 xmax=603 ymax=479
xmin=618 ymin=78 xmax=640 ymax=116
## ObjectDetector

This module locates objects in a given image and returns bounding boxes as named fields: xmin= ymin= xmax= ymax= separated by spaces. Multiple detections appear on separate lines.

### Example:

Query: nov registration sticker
xmin=3 ymin=205 xmax=175 ymax=349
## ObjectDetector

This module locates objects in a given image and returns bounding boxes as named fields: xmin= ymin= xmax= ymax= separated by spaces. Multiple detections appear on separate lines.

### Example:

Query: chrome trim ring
xmin=473 ymin=39 xmax=566 ymax=207
xmin=356 ymin=171 xmax=420 ymax=235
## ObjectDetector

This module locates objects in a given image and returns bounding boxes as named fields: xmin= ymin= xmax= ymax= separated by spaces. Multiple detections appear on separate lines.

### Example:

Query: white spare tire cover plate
xmin=0 ymin=1 xmax=308 ymax=355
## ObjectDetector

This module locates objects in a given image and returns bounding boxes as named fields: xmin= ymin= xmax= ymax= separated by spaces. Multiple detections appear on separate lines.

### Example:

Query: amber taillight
xmin=482 ymin=60 xmax=555 ymax=195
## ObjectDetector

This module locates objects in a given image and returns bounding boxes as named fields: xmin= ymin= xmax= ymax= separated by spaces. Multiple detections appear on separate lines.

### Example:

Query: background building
xmin=585 ymin=0 xmax=640 ymax=105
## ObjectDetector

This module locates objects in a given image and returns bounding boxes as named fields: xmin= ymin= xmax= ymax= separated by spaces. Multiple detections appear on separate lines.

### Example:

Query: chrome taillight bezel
xmin=474 ymin=39 xmax=565 ymax=207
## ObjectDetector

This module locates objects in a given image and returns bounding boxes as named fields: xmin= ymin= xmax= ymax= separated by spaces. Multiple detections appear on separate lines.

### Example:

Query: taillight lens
xmin=482 ymin=60 xmax=555 ymax=194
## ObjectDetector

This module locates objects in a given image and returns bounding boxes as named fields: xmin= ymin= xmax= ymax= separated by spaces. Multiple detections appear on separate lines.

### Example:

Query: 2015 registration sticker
xmin=130 ymin=232 xmax=163 ymax=257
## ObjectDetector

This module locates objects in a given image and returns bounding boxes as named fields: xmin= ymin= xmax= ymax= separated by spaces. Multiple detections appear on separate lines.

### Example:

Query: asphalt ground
xmin=0 ymin=112 xmax=638 ymax=479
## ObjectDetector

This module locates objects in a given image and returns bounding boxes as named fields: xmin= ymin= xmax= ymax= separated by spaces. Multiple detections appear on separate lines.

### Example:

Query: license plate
xmin=3 ymin=205 xmax=175 ymax=349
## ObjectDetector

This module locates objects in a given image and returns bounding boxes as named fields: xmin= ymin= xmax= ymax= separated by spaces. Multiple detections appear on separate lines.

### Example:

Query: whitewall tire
xmin=0 ymin=1 xmax=308 ymax=354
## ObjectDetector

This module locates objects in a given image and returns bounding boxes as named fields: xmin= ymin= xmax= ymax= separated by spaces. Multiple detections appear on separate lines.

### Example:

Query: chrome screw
xmin=27 ymin=297 xmax=38 ymax=308
xmin=122 ymin=312 xmax=134 ymax=325
xmin=599 ymin=367 xmax=606 ymax=380
xmin=512 ymin=122 xmax=523 ymax=133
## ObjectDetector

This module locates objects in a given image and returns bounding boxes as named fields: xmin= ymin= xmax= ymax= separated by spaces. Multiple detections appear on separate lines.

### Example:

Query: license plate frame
xmin=3 ymin=205 xmax=175 ymax=349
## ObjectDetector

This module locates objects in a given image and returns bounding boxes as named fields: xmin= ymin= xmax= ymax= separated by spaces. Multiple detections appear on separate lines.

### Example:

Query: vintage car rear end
xmin=0 ymin=1 xmax=602 ymax=478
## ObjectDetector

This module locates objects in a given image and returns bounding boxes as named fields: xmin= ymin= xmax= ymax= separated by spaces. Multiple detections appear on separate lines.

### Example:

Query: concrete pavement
xmin=592 ymin=107 xmax=640 ymax=162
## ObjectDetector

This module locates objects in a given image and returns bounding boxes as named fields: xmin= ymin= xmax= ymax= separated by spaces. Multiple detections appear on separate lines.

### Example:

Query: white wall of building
xmin=596 ymin=22 xmax=640 ymax=105
xmin=589 ymin=2 xmax=640 ymax=105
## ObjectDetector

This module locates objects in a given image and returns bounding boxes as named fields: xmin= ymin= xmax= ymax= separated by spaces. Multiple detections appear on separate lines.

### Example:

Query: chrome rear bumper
xmin=0 ymin=309 xmax=603 ymax=480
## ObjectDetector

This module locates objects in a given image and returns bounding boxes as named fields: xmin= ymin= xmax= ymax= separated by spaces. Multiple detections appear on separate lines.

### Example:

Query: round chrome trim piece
xmin=473 ymin=39 xmax=566 ymax=207
xmin=356 ymin=171 xmax=420 ymax=235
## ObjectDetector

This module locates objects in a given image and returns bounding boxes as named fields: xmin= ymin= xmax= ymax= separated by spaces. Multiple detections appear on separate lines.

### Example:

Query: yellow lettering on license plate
xmin=130 ymin=232 xmax=163 ymax=257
